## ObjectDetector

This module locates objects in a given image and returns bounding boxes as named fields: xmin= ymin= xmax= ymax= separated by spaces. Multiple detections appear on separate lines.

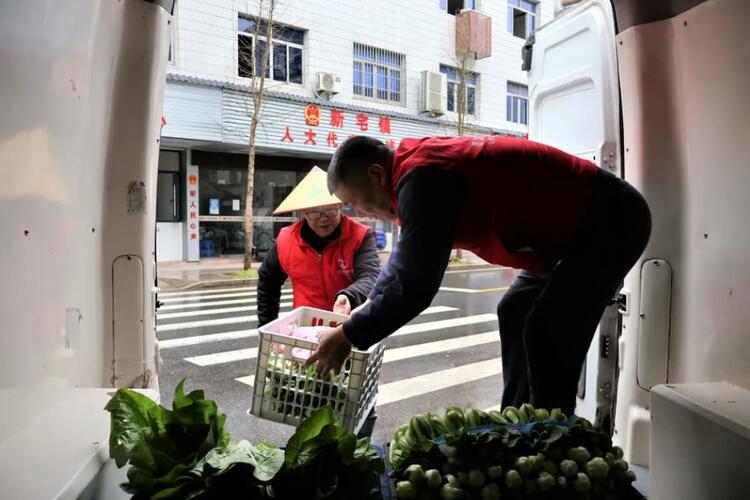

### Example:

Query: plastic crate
xmin=251 ymin=307 xmax=385 ymax=434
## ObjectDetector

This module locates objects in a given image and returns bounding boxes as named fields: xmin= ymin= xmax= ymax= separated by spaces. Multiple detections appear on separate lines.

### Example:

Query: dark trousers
xmin=497 ymin=169 xmax=651 ymax=415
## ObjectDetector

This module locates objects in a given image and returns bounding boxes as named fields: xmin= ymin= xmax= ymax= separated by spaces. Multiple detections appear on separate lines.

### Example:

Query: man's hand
xmin=304 ymin=325 xmax=352 ymax=379
xmin=349 ymin=297 xmax=372 ymax=318
xmin=333 ymin=294 xmax=351 ymax=315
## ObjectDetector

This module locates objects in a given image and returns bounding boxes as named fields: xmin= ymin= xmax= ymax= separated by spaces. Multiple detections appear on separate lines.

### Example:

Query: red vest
xmin=391 ymin=136 xmax=598 ymax=272
xmin=277 ymin=215 xmax=369 ymax=310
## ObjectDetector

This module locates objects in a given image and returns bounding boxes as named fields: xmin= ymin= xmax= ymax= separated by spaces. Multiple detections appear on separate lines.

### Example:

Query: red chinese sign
xmin=279 ymin=109 xmax=395 ymax=150
xmin=379 ymin=116 xmax=391 ymax=134
xmin=281 ymin=126 xmax=294 ymax=142
xmin=330 ymin=109 xmax=344 ymax=128
xmin=356 ymin=114 xmax=369 ymax=131
xmin=186 ymin=166 xmax=200 ymax=258
xmin=304 ymin=129 xmax=317 ymax=145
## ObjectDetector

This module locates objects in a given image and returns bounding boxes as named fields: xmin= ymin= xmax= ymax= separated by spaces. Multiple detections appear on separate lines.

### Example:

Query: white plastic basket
xmin=250 ymin=306 xmax=385 ymax=434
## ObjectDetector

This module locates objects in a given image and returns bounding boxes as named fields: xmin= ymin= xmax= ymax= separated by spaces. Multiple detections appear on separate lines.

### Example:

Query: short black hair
xmin=327 ymin=135 xmax=392 ymax=193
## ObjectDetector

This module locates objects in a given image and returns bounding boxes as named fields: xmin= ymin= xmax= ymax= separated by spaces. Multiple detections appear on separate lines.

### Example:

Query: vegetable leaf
xmin=284 ymin=405 xmax=335 ymax=467
xmin=104 ymin=388 xmax=160 ymax=467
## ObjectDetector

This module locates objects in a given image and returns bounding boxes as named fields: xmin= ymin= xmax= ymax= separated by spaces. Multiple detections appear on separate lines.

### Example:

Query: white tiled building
xmin=158 ymin=0 xmax=555 ymax=262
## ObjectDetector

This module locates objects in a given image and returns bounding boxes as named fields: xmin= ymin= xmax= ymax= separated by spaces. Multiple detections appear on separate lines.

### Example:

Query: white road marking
xmin=157 ymin=302 xmax=293 ymax=319
xmin=391 ymin=314 xmax=497 ymax=337
xmin=439 ymin=286 xmax=483 ymax=294
xmin=158 ymin=286 xmax=257 ymax=297
xmin=383 ymin=331 xmax=499 ymax=363
xmin=156 ymin=305 xmax=457 ymax=334
xmin=160 ymin=288 xmax=292 ymax=303
xmin=443 ymin=267 xmax=510 ymax=275
xmin=159 ymin=328 xmax=258 ymax=349
xmin=156 ymin=314 xmax=263 ymax=332
xmin=484 ymin=404 xmax=501 ymax=412
xmin=186 ymin=331 xmax=499 ymax=367
xmin=160 ymin=291 xmax=257 ymax=303
xmin=187 ymin=347 xmax=259 ymax=367
xmin=158 ymin=294 xmax=293 ymax=311
xmin=236 ymin=375 xmax=255 ymax=386
xmin=376 ymin=358 xmax=502 ymax=406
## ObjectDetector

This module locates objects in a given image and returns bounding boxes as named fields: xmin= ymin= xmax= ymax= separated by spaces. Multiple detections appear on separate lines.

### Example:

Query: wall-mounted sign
xmin=209 ymin=198 xmax=220 ymax=215
xmin=281 ymin=107 xmax=396 ymax=150
xmin=304 ymin=103 xmax=321 ymax=126
xmin=185 ymin=165 xmax=200 ymax=261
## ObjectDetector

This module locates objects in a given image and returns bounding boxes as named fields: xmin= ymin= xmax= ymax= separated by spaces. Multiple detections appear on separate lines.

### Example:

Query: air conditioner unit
xmin=314 ymin=72 xmax=340 ymax=96
xmin=420 ymin=70 xmax=447 ymax=115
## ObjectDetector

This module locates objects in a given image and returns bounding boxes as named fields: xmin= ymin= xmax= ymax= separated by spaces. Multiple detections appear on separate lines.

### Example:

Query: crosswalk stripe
xmin=156 ymin=305 xmax=458 ymax=333
xmin=438 ymin=286 xmax=509 ymax=294
xmin=187 ymin=347 xmax=259 ymax=366
xmin=157 ymin=302 xmax=293 ymax=319
xmin=160 ymin=291 xmax=258 ymax=303
xmin=158 ymin=311 xmax=494 ymax=349
xmin=391 ymin=314 xmax=496 ymax=337
xmin=236 ymin=375 xmax=255 ymax=386
xmin=158 ymin=286 xmax=257 ymax=297
xmin=382 ymin=331 xmax=499 ymax=363
xmin=234 ymin=357 xmax=503 ymax=404
xmin=156 ymin=314 xmax=264 ymax=332
xmin=186 ymin=331 xmax=499 ymax=367
xmin=377 ymin=358 xmax=502 ymax=406
xmin=158 ymin=294 xmax=293 ymax=311
xmin=159 ymin=328 xmax=258 ymax=349
xmin=443 ymin=267 xmax=510 ymax=275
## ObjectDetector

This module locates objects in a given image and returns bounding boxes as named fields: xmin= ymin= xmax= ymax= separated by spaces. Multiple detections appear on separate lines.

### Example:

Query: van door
xmin=525 ymin=0 xmax=621 ymax=429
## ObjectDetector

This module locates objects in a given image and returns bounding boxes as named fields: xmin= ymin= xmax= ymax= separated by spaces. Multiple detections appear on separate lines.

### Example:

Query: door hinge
xmin=600 ymin=334 xmax=610 ymax=359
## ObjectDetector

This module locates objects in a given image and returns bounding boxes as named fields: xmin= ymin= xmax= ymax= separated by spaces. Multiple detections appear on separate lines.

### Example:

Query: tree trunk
xmin=243 ymin=132 xmax=257 ymax=270
xmin=242 ymin=0 xmax=275 ymax=270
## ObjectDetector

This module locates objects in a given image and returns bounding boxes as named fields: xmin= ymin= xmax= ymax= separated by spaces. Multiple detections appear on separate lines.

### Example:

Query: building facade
xmin=157 ymin=0 xmax=555 ymax=262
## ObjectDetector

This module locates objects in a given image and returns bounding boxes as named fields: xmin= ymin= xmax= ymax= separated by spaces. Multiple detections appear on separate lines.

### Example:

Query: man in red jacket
xmin=305 ymin=136 xmax=651 ymax=415
xmin=257 ymin=166 xmax=381 ymax=437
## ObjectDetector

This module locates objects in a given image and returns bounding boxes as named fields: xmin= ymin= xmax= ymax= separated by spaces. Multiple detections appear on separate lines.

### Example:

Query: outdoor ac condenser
xmin=420 ymin=70 xmax=447 ymax=115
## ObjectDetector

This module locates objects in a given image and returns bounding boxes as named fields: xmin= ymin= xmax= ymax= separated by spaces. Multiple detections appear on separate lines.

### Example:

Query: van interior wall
xmin=0 ymin=0 xmax=169 ymax=422
xmin=613 ymin=0 xmax=750 ymax=466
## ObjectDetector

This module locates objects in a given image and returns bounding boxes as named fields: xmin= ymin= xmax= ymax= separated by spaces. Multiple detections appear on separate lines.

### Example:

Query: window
xmin=156 ymin=150 xmax=182 ymax=222
xmin=353 ymin=43 xmax=404 ymax=105
xmin=507 ymin=82 xmax=529 ymax=125
xmin=440 ymin=0 xmax=477 ymax=15
xmin=507 ymin=0 xmax=537 ymax=39
xmin=238 ymin=15 xmax=304 ymax=84
xmin=440 ymin=65 xmax=478 ymax=115
xmin=167 ymin=1 xmax=177 ymax=64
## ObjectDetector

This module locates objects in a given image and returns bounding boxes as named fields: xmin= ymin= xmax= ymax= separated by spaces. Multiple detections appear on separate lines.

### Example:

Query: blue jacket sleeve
xmin=342 ymin=167 xmax=466 ymax=349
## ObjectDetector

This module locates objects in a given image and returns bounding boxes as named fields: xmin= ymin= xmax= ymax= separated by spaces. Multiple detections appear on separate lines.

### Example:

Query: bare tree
xmin=451 ymin=15 xmax=479 ymax=261
xmin=241 ymin=0 xmax=277 ymax=270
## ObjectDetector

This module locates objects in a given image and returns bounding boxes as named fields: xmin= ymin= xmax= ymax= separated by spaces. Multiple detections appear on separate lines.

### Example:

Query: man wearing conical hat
xmin=256 ymin=165 xmax=381 ymax=329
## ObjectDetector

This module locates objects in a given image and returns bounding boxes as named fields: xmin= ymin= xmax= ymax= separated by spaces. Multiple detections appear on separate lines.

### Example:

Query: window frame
xmin=237 ymin=15 xmax=304 ymax=85
xmin=352 ymin=43 xmax=406 ymax=106
xmin=156 ymin=150 xmax=184 ymax=223
xmin=167 ymin=1 xmax=177 ymax=65
xmin=506 ymin=81 xmax=529 ymax=125
xmin=440 ymin=64 xmax=479 ymax=117
xmin=440 ymin=0 xmax=478 ymax=15
xmin=507 ymin=0 xmax=537 ymax=39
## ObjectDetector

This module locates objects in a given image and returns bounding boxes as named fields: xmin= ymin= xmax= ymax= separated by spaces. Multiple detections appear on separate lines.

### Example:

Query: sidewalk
xmin=157 ymin=250 xmax=495 ymax=291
